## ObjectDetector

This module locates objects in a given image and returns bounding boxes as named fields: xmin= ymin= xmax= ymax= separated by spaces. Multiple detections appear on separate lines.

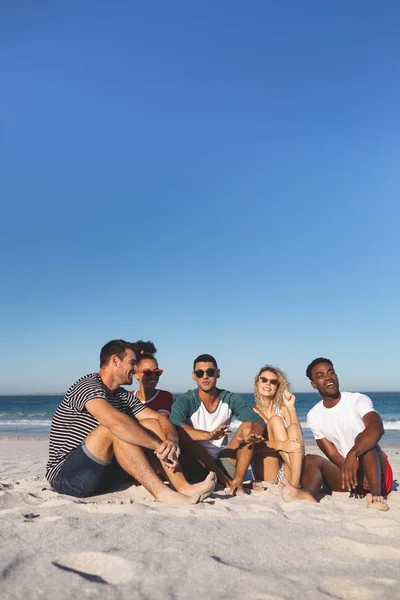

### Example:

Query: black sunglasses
xmin=194 ymin=368 xmax=217 ymax=378
xmin=259 ymin=377 xmax=279 ymax=385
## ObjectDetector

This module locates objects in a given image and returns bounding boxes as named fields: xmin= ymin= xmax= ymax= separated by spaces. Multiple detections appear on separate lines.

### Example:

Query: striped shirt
xmin=46 ymin=372 xmax=145 ymax=483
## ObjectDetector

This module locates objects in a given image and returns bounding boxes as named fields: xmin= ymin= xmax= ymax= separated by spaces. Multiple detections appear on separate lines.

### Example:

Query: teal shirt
xmin=170 ymin=388 xmax=264 ymax=458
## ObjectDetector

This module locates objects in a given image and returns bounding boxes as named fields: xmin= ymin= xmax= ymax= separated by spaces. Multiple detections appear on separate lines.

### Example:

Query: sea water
xmin=0 ymin=391 xmax=399 ymax=443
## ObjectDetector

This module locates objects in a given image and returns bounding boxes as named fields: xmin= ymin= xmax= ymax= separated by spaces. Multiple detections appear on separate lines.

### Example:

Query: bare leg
xmin=360 ymin=447 xmax=389 ymax=511
xmin=223 ymin=422 xmax=257 ymax=495
xmin=301 ymin=452 xmax=390 ymax=510
xmin=253 ymin=445 xmax=280 ymax=483
xmin=286 ymin=423 xmax=304 ymax=488
xmin=85 ymin=425 xmax=200 ymax=506
xmin=279 ymin=454 xmax=343 ymax=503
xmin=360 ymin=447 xmax=382 ymax=496
xmin=139 ymin=419 xmax=217 ymax=500
xmin=177 ymin=427 xmax=232 ymax=487
xmin=279 ymin=477 xmax=318 ymax=503
xmin=267 ymin=416 xmax=306 ymax=487
xmin=301 ymin=454 xmax=343 ymax=498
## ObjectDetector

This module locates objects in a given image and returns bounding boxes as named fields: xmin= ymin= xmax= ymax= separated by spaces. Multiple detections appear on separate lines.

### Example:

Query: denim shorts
xmin=51 ymin=443 xmax=132 ymax=497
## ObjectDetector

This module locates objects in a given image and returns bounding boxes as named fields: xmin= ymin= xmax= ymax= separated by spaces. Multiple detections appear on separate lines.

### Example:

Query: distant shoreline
xmin=1 ymin=390 xmax=400 ymax=397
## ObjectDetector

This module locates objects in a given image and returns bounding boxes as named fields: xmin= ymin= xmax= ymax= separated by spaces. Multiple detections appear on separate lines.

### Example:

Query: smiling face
xmin=134 ymin=357 xmax=161 ymax=391
xmin=192 ymin=361 xmax=219 ymax=393
xmin=257 ymin=370 xmax=280 ymax=401
xmin=310 ymin=362 xmax=340 ymax=399
xmin=116 ymin=348 xmax=137 ymax=386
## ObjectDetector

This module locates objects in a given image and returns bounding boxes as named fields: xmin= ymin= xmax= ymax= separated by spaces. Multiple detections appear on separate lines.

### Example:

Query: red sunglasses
xmin=137 ymin=369 xmax=163 ymax=377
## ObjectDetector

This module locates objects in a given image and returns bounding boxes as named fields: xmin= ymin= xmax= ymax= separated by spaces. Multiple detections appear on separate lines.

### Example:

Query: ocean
xmin=0 ymin=391 xmax=399 ymax=443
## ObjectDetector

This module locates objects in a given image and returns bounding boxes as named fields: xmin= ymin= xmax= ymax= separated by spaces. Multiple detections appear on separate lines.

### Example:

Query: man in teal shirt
xmin=170 ymin=354 xmax=265 ymax=495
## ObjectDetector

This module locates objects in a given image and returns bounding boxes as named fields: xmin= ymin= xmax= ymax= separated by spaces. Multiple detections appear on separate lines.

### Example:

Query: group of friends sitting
xmin=46 ymin=339 xmax=393 ymax=511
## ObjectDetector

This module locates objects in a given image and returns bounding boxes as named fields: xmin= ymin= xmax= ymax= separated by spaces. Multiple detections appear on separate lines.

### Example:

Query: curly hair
xmin=131 ymin=340 xmax=158 ymax=365
xmin=254 ymin=365 xmax=290 ymax=408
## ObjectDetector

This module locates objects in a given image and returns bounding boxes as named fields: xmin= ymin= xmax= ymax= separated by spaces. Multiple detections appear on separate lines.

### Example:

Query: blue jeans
xmin=51 ymin=443 xmax=132 ymax=497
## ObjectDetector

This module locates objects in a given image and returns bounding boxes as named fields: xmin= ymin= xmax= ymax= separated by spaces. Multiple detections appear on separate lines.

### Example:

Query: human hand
xmin=155 ymin=438 xmax=180 ymax=470
xmin=237 ymin=432 xmax=265 ymax=445
xmin=279 ymin=439 xmax=303 ymax=453
xmin=282 ymin=389 xmax=296 ymax=409
xmin=342 ymin=451 xmax=358 ymax=491
xmin=208 ymin=425 xmax=231 ymax=441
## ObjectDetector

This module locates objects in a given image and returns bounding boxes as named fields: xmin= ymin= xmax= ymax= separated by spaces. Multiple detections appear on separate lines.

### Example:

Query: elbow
xmin=158 ymin=412 xmax=170 ymax=422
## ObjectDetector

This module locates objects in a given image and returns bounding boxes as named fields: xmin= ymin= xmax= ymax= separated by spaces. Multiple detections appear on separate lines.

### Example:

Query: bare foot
xmin=366 ymin=493 xmax=389 ymax=512
xmin=279 ymin=477 xmax=318 ymax=503
xmin=252 ymin=480 xmax=268 ymax=492
xmin=224 ymin=479 xmax=249 ymax=496
xmin=180 ymin=472 xmax=217 ymax=501
xmin=155 ymin=485 xmax=200 ymax=506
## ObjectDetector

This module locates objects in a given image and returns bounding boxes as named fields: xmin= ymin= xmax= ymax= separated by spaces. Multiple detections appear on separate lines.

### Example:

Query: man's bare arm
xmin=317 ymin=438 xmax=345 ymax=469
xmin=137 ymin=409 xmax=180 ymax=467
xmin=86 ymin=398 xmax=161 ymax=451
xmin=341 ymin=411 xmax=384 ymax=491
xmin=350 ymin=412 xmax=384 ymax=457
xmin=237 ymin=421 xmax=265 ymax=444
xmin=180 ymin=423 xmax=231 ymax=442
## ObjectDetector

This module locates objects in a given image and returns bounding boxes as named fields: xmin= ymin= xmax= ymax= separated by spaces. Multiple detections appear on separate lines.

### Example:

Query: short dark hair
xmin=306 ymin=357 xmax=334 ymax=380
xmin=100 ymin=340 xmax=136 ymax=368
xmin=193 ymin=354 xmax=218 ymax=370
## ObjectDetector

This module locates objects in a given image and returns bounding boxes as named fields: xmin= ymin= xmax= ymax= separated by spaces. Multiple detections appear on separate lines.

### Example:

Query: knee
xmin=237 ymin=422 xmax=252 ymax=437
xmin=140 ymin=418 xmax=163 ymax=436
xmin=303 ymin=454 xmax=322 ymax=469
xmin=87 ymin=424 xmax=113 ymax=442
xmin=267 ymin=415 xmax=285 ymax=432
xmin=359 ymin=446 xmax=379 ymax=465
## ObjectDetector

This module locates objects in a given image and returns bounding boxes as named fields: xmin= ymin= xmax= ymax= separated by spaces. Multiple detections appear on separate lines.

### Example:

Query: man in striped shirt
xmin=46 ymin=340 xmax=216 ymax=505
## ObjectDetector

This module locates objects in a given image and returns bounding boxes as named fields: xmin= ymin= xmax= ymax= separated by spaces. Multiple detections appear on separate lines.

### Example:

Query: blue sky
xmin=1 ymin=1 xmax=399 ymax=395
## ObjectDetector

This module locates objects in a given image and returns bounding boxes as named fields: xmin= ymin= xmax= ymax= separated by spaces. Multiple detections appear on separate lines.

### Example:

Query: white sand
xmin=1 ymin=437 xmax=399 ymax=600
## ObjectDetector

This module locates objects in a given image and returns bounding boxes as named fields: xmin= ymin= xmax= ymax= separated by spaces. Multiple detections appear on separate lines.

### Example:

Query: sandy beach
xmin=1 ymin=436 xmax=399 ymax=600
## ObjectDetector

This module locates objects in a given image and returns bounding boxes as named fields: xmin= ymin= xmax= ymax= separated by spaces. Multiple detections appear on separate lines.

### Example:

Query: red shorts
xmin=356 ymin=454 xmax=393 ymax=496
xmin=382 ymin=455 xmax=394 ymax=495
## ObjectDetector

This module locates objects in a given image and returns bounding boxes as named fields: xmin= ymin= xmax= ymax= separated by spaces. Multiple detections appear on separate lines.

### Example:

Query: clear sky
xmin=1 ymin=1 xmax=399 ymax=395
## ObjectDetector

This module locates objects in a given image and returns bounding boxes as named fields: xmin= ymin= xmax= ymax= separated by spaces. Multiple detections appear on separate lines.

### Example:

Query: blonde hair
xmin=254 ymin=365 xmax=290 ymax=408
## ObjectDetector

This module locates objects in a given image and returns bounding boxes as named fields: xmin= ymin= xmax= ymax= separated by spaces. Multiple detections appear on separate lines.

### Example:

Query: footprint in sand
xmin=318 ymin=576 xmax=398 ymax=599
xmin=40 ymin=516 xmax=63 ymax=523
xmin=324 ymin=537 xmax=400 ymax=560
xmin=0 ymin=491 xmax=42 ymax=510
xmin=53 ymin=552 xmax=140 ymax=585
xmin=0 ymin=482 xmax=14 ymax=490
xmin=78 ymin=502 xmax=155 ymax=516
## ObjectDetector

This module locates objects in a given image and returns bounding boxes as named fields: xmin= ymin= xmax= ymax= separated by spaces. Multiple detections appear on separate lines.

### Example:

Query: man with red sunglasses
xmin=170 ymin=354 xmax=265 ymax=495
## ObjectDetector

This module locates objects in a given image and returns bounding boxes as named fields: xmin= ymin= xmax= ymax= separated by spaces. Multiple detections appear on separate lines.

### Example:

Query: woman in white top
xmin=252 ymin=365 xmax=307 ymax=493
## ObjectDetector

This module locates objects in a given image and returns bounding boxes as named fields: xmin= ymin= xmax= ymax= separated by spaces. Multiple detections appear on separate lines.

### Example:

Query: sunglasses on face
xmin=194 ymin=368 xmax=217 ymax=378
xmin=259 ymin=377 xmax=279 ymax=385
xmin=138 ymin=369 xmax=163 ymax=377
